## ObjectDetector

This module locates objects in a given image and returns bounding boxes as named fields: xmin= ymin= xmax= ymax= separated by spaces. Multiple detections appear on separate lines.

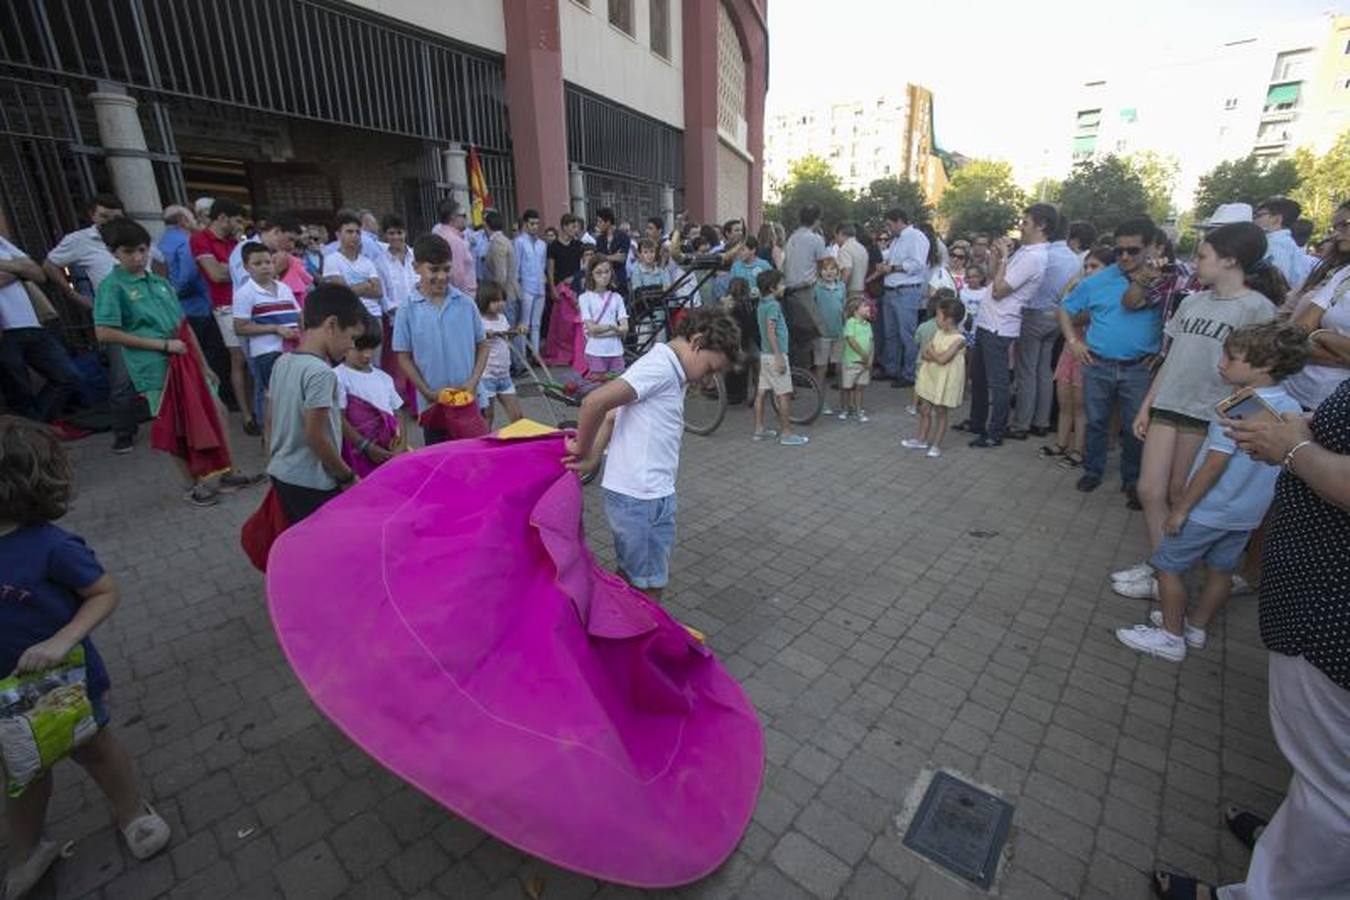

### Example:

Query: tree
xmin=1192 ymin=154 xmax=1300 ymax=219
xmin=1059 ymin=155 xmax=1152 ymax=233
xmin=1292 ymin=130 xmax=1350 ymax=231
xmin=768 ymin=155 xmax=853 ymax=234
xmin=937 ymin=159 xmax=1027 ymax=241
xmin=852 ymin=176 xmax=929 ymax=231
xmin=1127 ymin=150 xmax=1180 ymax=223
xmin=1029 ymin=177 xmax=1063 ymax=204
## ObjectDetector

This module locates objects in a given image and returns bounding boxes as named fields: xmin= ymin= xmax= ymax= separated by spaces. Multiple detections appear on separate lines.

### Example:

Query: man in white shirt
xmin=324 ymin=209 xmax=385 ymax=335
xmin=881 ymin=207 xmax=930 ymax=386
xmin=834 ymin=223 xmax=870 ymax=300
xmin=1 ymin=236 xmax=82 ymax=432
xmin=968 ymin=205 xmax=1050 ymax=447
xmin=42 ymin=193 xmax=123 ymax=309
xmin=1255 ymin=197 xmax=1315 ymax=293
xmin=1010 ymin=208 xmax=1078 ymax=439
xmin=376 ymin=214 xmax=416 ymax=316
xmin=781 ymin=205 xmax=828 ymax=367
xmin=513 ymin=208 xmax=549 ymax=355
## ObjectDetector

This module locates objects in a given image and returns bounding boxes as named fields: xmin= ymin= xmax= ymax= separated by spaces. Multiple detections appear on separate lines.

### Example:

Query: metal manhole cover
xmin=901 ymin=771 xmax=1013 ymax=889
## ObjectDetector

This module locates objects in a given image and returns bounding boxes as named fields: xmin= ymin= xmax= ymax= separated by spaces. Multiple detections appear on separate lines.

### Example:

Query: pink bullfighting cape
xmin=265 ymin=432 xmax=763 ymax=887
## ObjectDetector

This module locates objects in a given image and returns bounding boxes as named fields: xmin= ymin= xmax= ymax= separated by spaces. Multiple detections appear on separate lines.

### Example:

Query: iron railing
xmin=565 ymin=83 xmax=682 ymax=189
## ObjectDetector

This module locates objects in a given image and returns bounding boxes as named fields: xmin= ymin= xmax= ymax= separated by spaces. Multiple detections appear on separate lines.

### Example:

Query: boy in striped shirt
xmin=232 ymin=242 xmax=301 ymax=424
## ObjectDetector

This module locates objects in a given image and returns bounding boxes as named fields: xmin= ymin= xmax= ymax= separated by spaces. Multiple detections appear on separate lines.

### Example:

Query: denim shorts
xmin=90 ymin=690 xmax=111 ymax=728
xmin=1150 ymin=519 xmax=1250 ymax=574
xmin=603 ymin=489 xmax=677 ymax=589
xmin=480 ymin=375 xmax=516 ymax=398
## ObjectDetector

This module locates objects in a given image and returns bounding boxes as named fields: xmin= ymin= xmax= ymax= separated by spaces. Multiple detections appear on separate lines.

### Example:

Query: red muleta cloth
xmin=149 ymin=320 xmax=231 ymax=479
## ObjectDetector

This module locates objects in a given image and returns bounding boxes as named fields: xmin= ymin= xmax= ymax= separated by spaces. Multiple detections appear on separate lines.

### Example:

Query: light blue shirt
xmin=157 ymin=226 xmax=210 ymax=318
xmin=1264 ymin=228 xmax=1315 ymax=294
xmin=390 ymin=288 xmax=486 ymax=413
xmin=1027 ymin=240 xmax=1081 ymax=311
xmin=883 ymin=225 xmax=929 ymax=287
xmin=1062 ymin=265 xmax=1161 ymax=361
xmin=513 ymin=233 xmax=548 ymax=296
xmin=1188 ymin=386 xmax=1302 ymax=531
xmin=729 ymin=257 xmax=772 ymax=296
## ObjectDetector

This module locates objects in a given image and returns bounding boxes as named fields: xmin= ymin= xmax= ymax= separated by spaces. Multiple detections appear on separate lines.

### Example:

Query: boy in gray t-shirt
xmin=264 ymin=284 xmax=368 ymax=523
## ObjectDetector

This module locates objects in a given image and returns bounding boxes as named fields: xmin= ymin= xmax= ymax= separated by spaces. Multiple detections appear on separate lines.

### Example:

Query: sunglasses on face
xmin=1114 ymin=246 xmax=1145 ymax=256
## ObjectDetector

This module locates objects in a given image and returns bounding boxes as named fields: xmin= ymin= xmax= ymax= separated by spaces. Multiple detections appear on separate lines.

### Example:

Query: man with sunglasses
xmin=1058 ymin=217 xmax=1163 ymax=495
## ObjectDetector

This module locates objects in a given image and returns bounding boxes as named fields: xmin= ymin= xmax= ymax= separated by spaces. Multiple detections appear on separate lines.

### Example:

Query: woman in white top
xmin=1285 ymin=200 xmax=1350 ymax=411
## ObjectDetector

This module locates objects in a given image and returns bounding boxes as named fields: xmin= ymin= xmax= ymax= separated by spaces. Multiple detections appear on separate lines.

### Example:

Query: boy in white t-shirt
xmin=323 ymin=210 xmax=385 ymax=330
xmin=232 ymin=242 xmax=301 ymax=425
xmin=566 ymin=308 xmax=741 ymax=601
xmin=578 ymin=258 xmax=628 ymax=376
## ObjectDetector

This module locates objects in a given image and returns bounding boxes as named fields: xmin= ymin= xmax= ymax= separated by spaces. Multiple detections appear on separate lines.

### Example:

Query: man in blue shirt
xmin=157 ymin=204 xmax=232 ymax=398
xmin=392 ymin=234 xmax=488 ymax=445
xmin=1010 ymin=213 xmax=1082 ymax=438
xmin=1058 ymin=217 xmax=1162 ymax=494
xmin=513 ymin=208 xmax=548 ymax=358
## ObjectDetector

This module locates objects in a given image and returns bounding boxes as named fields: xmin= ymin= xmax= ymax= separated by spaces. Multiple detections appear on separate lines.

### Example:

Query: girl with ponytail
xmin=1110 ymin=222 xmax=1281 ymax=599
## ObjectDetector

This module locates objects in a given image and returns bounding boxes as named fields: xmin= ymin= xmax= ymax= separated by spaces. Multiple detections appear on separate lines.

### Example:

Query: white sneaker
xmin=926 ymin=446 xmax=942 ymax=458
xmin=1111 ymin=562 xmax=1153 ymax=583
xmin=1148 ymin=610 xmax=1207 ymax=649
xmin=901 ymin=438 xmax=928 ymax=450
xmin=838 ymin=409 xmax=852 ymax=421
xmin=1231 ymin=574 xmax=1253 ymax=595
xmin=857 ymin=412 xmax=870 ymax=423
xmin=905 ymin=405 xmax=918 ymax=416
xmin=1113 ymin=576 xmax=1158 ymax=600
xmin=1116 ymin=624 xmax=1186 ymax=661
xmin=822 ymin=405 xmax=835 ymax=416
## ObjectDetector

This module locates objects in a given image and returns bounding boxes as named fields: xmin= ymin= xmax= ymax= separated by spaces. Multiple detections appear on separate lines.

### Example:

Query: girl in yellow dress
xmin=910 ymin=295 xmax=968 ymax=458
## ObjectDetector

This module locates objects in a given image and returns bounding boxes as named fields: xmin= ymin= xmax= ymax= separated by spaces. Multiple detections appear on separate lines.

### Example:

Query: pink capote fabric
xmin=266 ymin=433 xmax=763 ymax=887
xmin=339 ymin=395 xmax=399 ymax=479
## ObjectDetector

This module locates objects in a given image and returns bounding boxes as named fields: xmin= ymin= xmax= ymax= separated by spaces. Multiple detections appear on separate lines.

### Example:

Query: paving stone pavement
xmin=3 ymin=382 xmax=1290 ymax=899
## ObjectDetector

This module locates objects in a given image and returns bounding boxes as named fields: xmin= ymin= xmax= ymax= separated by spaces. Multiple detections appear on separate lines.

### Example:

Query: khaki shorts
xmin=757 ymin=356 xmax=793 ymax=396
xmin=841 ymin=362 xmax=870 ymax=388
xmin=213 ymin=306 xmax=241 ymax=349
xmin=813 ymin=337 xmax=841 ymax=367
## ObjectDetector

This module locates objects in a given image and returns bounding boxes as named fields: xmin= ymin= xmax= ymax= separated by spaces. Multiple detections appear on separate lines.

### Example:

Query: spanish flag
xmin=467 ymin=145 xmax=493 ymax=228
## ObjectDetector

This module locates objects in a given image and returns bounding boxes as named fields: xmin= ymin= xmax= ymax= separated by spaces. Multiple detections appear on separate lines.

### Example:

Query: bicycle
xmin=745 ymin=359 xmax=825 ymax=426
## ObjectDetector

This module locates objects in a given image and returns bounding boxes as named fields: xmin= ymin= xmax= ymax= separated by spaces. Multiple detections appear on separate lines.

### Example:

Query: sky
xmin=766 ymin=0 xmax=1341 ymax=187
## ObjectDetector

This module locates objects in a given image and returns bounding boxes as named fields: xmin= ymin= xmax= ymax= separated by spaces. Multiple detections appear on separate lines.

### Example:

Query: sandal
xmin=1038 ymin=444 xmax=1067 ymax=458
xmin=1225 ymin=805 xmax=1267 ymax=850
xmin=1057 ymin=450 xmax=1084 ymax=469
xmin=121 ymin=801 xmax=171 ymax=860
xmin=1152 ymin=870 xmax=1215 ymax=900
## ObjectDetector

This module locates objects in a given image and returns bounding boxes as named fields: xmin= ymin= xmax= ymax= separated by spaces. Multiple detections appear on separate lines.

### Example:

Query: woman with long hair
xmin=1284 ymin=199 xmax=1350 ymax=411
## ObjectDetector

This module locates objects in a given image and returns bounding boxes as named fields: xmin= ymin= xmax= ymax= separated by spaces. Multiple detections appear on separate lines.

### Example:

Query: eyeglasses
xmin=1114 ymin=246 xmax=1145 ymax=256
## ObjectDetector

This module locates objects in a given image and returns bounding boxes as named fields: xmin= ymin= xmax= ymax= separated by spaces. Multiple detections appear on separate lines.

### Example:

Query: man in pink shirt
xmin=431 ymin=199 xmax=477 ymax=296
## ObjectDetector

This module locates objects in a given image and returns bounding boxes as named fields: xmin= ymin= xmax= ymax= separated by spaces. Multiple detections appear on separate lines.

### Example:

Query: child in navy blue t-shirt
xmin=1 ymin=417 xmax=170 ymax=898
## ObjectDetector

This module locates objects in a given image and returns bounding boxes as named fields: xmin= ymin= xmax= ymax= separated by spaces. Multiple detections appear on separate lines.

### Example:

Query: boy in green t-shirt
xmin=752 ymin=269 xmax=807 ymax=446
xmin=839 ymin=297 xmax=874 ymax=422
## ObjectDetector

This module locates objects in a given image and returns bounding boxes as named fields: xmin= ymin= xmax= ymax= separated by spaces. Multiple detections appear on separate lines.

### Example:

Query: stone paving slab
xmin=1 ymin=382 xmax=1288 ymax=899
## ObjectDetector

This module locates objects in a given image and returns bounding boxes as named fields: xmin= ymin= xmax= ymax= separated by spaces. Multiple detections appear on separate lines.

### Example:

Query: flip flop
xmin=1152 ymin=870 xmax=1215 ymax=900
xmin=1224 ymin=805 xmax=1267 ymax=851
xmin=1057 ymin=450 xmax=1084 ymax=469
xmin=1038 ymin=444 xmax=1067 ymax=458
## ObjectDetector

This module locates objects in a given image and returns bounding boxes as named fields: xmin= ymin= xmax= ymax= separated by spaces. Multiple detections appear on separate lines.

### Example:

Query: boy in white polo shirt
xmin=323 ymin=209 xmax=385 ymax=338
xmin=565 ymin=308 xmax=741 ymax=600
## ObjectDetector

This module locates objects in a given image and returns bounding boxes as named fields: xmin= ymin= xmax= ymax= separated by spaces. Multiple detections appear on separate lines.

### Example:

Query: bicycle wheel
xmin=789 ymin=367 xmax=824 ymax=425
xmin=683 ymin=372 xmax=727 ymax=436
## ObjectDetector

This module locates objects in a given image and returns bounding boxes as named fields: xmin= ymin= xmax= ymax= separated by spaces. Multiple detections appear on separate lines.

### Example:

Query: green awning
xmin=1119 ymin=107 xmax=1137 ymax=122
xmin=1073 ymin=136 xmax=1097 ymax=153
xmin=1266 ymin=83 xmax=1300 ymax=106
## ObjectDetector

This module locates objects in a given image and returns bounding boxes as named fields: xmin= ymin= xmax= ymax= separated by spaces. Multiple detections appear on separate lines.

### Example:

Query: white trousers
xmin=1219 ymin=653 xmax=1350 ymax=900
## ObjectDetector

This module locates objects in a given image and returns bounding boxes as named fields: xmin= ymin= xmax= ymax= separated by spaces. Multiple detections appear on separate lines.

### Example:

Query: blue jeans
xmin=603 ymin=489 xmax=677 ymax=589
xmin=0 ymin=327 xmax=80 ymax=422
xmin=1083 ymin=359 xmax=1152 ymax=484
xmin=250 ymin=351 xmax=281 ymax=424
xmin=968 ymin=328 xmax=1013 ymax=439
xmin=883 ymin=285 xmax=925 ymax=381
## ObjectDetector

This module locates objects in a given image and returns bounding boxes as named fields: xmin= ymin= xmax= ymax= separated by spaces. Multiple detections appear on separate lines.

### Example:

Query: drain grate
xmin=901 ymin=771 xmax=1014 ymax=889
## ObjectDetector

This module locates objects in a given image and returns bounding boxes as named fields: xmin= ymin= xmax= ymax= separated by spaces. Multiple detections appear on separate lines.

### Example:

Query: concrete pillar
xmin=503 ymin=1 xmax=570 ymax=224
xmin=441 ymin=143 xmax=470 ymax=213
xmin=89 ymin=84 xmax=163 ymax=238
xmin=661 ymin=184 xmax=675 ymax=235
xmin=569 ymin=164 xmax=588 ymax=222
xmin=680 ymin=0 xmax=718 ymax=224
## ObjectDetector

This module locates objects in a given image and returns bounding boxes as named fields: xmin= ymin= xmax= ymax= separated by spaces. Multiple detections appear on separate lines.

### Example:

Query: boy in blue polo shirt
xmin=1115 ymin=322 xmax=1307 ymax=662
xmin=1057 ymin=217 xmax=1162 ymax=495
xmin=392 ymin=234 xmax=488 ymax=445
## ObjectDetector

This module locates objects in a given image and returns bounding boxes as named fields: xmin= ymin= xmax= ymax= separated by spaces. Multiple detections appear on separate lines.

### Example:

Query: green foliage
xmin=1292 ymin=131 xmax=1350 ymax=231
xmin=853 ymin=177 xmax=929 ymax=231
xmin=769 ymin=155 xmax=854 ymax=232
xmin=937 ymin=159 xmax=1027 ymax=241
xmin=1192 ymin=155 xmax=1300 ymax=219
xmin=1127 ymin=150 xmax=1180 ymax=223
xmin=1059 ymin=155 xmax=1152 ymax=233
xmin=1029 ymin=178 xmax=1063 ymax=204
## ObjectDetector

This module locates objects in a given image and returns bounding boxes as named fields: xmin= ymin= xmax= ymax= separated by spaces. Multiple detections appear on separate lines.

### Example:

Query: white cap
xmin=1197 ymin=203 xmax=1253 ymax=229
xmin=193 ymin=197 xmax=215 ymax=215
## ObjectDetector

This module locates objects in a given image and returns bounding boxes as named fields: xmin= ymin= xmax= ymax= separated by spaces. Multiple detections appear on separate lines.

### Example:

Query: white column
xmin=89 ymin=85 xmax=163 ymax=238
xmin=569 ymin=163 xmax=587 ymax=221
xmin=441 ymin=144 xmax=469 ymax=213
xmin=661 ymin=183 xmax=675 ymax=235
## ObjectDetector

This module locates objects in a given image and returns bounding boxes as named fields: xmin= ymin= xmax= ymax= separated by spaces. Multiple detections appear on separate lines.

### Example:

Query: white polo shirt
xmin=45 ymin=225 xmax=116 ymax=290
xmin=601 ymin=343 xmax=687 ymax=500
xmin=323 ymin=250 xmax=383 ymax=317
xmin=974 ymin=243 xmax=1047 ymax=338
xmin=0 ymin=237 xmax=40 ymax=330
